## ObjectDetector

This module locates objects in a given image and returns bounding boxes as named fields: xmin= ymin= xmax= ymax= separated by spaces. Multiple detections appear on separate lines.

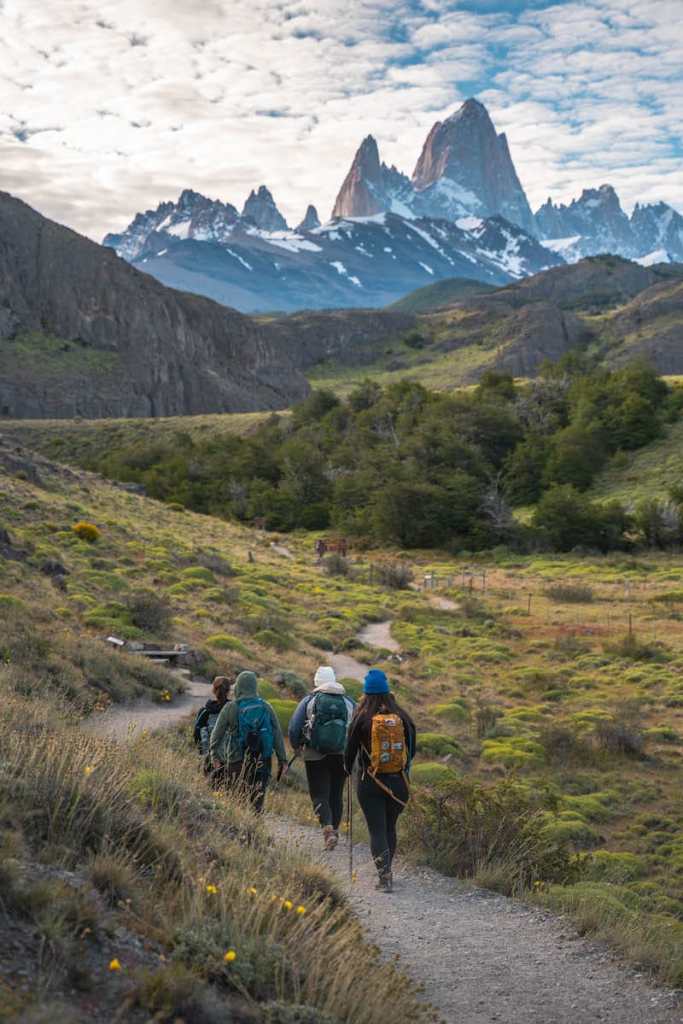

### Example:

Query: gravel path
xmin=272 ymin=818 xmax=682 ymax=1024
xmin=329 ymin=620 xmax=399 ymax=681
xmin=357 ymin=620 xmax=400 ymax=652
xmin=83 ymin=677 xmax=211 ymax=740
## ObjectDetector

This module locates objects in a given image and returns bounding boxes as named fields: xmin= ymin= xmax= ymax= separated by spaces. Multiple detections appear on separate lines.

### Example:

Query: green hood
xmin=235 ymin=671 xmax=258 ymax=699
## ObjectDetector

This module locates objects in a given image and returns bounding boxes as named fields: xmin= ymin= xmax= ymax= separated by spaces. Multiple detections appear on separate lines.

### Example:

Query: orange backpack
xmin=369 ymin=713 xmax=407 ymax=775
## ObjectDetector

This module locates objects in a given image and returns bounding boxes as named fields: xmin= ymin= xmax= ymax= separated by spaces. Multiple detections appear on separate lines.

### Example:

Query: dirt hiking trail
xmin=83 ymin=671 xmax=681 ymax=1023
xmin=83 ymin=677 xmax=210 ymax=740
xmin=272 ymin=818 xmax=681 ymax=1024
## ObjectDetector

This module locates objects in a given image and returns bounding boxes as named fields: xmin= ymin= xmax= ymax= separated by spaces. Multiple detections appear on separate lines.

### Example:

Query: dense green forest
xmin=92 ymin=359 xmax=683 ymax=552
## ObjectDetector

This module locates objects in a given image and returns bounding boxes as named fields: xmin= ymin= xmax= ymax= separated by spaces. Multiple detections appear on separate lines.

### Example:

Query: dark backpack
xmin=307 ymin=693 xmax=349 ymax=755
xmin=199 ymin=711 xmax=221 ymax=757
xmin=236 ymin=698 xmax=274 ymax=763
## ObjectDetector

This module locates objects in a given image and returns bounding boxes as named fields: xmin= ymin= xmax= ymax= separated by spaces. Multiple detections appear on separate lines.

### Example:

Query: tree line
xmin=94 ymin=357 xmax=683 ymax=553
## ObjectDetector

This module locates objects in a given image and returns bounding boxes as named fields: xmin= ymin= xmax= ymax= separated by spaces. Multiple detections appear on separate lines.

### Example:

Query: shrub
xmin=587 ymin=851 xmax=647 ymax=883
xmin=545 ymin=583 xmax=594 ymax=603
xmin=72 ymin=521 xmax=100 ymax=543
xmin=321 ymin=553 xmax=350 ymax=577
xmin=373 ymin=561 xmax=414 ymax=590
xmin=404 ymin=778 xmax=577 ymax=894
xmin=604 ymin=633 xmax=668 ymax=663
xmin=410 ymin=763 xmax=458 ymax=786
xmin=431 ymin=702 xmax=468 ymax=724
xmin=126 ymin=590 xmax=173 ymax=635
xmin=205 ymin=634 xmax=249 ymax=655
xmin=594 ymin=718 xmax=645 ymax=757
xmin=418 ymin=733 xmax=462 ymax=758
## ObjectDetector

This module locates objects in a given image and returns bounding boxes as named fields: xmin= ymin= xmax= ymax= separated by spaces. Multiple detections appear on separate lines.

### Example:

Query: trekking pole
xmin=347 ymin=775 xmax=354 ymax=882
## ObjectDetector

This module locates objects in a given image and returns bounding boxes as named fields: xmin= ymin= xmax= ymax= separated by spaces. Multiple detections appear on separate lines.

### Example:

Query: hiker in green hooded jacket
xmin=209 ymin=670 xmax=286 ymax=814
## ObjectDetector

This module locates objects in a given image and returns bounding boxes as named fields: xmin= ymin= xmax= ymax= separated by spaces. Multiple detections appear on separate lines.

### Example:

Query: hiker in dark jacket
xmin=210 ymin=670 xmax=286 ymax=814
xmin=289 ymin=666 xmax=355 ymax=850
xmin=345 ymin=669 xmax=416 ymax=892
xmin=194 ymin=675 xmax=233 ymax=784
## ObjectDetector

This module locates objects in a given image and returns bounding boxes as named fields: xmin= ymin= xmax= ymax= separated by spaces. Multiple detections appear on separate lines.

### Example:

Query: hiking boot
xmin=375 ymin=872 xmax=393 ymax=893
xmin=323 ymin=825 xmax=338 ymax=851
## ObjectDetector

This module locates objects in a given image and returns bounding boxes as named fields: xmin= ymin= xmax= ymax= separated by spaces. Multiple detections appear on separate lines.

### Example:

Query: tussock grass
xmin=0 ymin=694 xmax=429 ymax=1022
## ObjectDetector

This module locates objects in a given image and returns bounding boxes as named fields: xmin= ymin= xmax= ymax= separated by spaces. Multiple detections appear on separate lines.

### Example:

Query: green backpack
xmin=307 ymin=693 xmax=349 ymax=755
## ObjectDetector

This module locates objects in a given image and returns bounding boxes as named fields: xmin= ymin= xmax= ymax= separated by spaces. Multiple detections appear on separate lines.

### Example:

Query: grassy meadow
xmin=2 ymin=424 xmax=683 ymax=1009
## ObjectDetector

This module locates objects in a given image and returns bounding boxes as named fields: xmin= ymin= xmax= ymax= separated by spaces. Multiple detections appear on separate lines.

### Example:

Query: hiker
xmin=344 ymin=669 xmax=416 ymax=893
xmin=209 ymin=670 xmax=286 ymax=814
xmin=288 ymin=666 xmax=355 ymax=851
xmin=194 ymin=675 xmax=232 ymax=784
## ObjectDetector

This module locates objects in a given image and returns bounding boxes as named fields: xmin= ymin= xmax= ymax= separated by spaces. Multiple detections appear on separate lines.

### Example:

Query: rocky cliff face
xmin=296 ymin=205 xmax=321 ymax=232
xmin=536 ymin=189 xmax=683 ymax=265
xmin=242 ymin=186 xmax=288 ymax=232
xmin=331 ymin=99 xmax=535 ymax=233
xmin=331 ymin=136 xmax=413 ymax=219
xmin=411 ymin=99 xmax=535 ymax=233
xmin=0 ymin=192 xmax=309 ymax=419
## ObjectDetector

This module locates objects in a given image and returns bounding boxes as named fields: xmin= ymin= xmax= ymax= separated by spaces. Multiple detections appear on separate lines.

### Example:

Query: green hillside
xmin=3 ymin=432 xmax=683 ymax=1005
xmin=590 ymin=416 xmax=683 ymax=505
xmin=389 ymin=276 xmax=496 ymax=313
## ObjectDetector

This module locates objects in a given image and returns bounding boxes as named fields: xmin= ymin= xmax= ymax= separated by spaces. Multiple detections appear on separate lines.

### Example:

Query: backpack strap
xmin=360 ymin=743 xmax=410 ymax=808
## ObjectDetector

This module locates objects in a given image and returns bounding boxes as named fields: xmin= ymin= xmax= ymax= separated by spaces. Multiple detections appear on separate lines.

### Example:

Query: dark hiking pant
xmin=357 ymin=771 xmax=409 ymax=880
xmin=226 ymin=759 xmax=271 ymax=814
xmin=305 ymin=755 xmax=347 ymax=830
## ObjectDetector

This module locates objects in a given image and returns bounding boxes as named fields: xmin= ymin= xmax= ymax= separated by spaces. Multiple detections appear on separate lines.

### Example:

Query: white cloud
xmin=0 ymin=0 xmax=680 ymax=240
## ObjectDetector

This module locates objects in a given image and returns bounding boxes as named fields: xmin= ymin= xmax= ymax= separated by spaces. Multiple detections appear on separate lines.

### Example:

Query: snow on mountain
xmin=535 ymin=190 xmax=683 ymax=264
xmin=105 ymin=192 xmax=562 ymax=314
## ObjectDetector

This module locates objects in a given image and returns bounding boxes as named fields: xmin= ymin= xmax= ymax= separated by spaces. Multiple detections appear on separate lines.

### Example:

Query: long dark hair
xmin=351 ymin=691 xmax=414 ymax=741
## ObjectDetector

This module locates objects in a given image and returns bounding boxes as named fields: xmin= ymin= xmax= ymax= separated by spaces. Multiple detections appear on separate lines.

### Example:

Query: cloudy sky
xmin=0 ymin=0 xmax=681 ymax=239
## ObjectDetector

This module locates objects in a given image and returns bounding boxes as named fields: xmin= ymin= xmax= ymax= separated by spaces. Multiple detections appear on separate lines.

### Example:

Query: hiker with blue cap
xmin=344 ymin=668 xmax=416 ymax=892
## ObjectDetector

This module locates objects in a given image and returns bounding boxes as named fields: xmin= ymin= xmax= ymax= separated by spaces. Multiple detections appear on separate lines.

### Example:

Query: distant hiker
xmin=209 ymin=670 xmax=286 ymax=814
xmin=194 ymin=675 xmax=232 ymax=783
xmin=288 ymin=666 xmax=355 ymax=850
xmin=344 ymin=669 xmax=416 ymax=893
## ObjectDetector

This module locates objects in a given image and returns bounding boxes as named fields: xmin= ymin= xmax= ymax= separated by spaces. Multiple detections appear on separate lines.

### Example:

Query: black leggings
xmin=305 ymin=755 xmax=347 ymax=829
xmin=357 ymin=771 xmax=409 ymax=880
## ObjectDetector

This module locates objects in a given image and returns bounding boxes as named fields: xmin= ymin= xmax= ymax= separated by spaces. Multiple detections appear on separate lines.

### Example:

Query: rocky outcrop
xmin=263 ymin=308 xmax=416 ymax=369
xmin=429 ymin=256 xmax=683 ymax=381
xmin=331 ymin=136 xmax=413 ymax=219
xmin=411 ymin=99 xmax=535 ymax=234
xmin=536 ymin=189 xmax=683 ymax=265
xmin=242 ymin=186 xmax=288 ymax=232
xmin=296 ymin=205 xmax=321 ymax=232
xmin=331 ymin=99 xmax=535 ymax=233
xmin=0 ymin=191 xmax=309 ymax=419
xmin=630 ymin=202 xmax=683 ymax=262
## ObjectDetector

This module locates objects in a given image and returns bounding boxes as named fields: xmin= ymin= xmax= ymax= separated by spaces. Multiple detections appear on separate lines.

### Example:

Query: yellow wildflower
xmin=282 ymin=899 xmax=293 ymax=911
xmin=109 ymin=958 xmax=121 ymax=972
xmin=83 ymin=765 xmax=95 ymax=777
xmin=223 ymin=949 xmax=237 ymax=963
xmin=296 ymin=905 xmax=306 ymax=916
xmin=206 ymin=884 xmax=218 ymax=895
xmin=246 ymin=886 xmax=258 ymax=896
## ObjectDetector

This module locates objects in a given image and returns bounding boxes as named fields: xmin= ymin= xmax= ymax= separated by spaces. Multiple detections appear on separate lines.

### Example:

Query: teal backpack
xmin=199 ymin=712 xmax=221 ymax=758
xmin=236 ymin=698 xmax=274 ymax=763
xmin=307 ymin=693 xmax=349 ymax=755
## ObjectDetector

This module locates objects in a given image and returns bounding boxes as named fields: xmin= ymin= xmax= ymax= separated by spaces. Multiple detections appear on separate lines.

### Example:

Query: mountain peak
xmin=296 ymin=204 xmax=321 ymax=232
xmin=242 ymin=185 xmax=288 ymax=231
xmin=331 ymin=135 xmax=386 ymax=218
xmin=445 ymin=97 xmax=490 ymax=123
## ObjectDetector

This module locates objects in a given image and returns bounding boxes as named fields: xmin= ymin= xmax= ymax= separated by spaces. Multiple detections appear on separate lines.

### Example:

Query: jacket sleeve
xmin=194 ymin=706 xmax=209 ymax=746
xmin=209 ymin=702 xmax=231 ymax=762
xmin=268 ymin=704 xmax=287 ymax=763
xmin=288 ymin=696 xmax=311 ymax=750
